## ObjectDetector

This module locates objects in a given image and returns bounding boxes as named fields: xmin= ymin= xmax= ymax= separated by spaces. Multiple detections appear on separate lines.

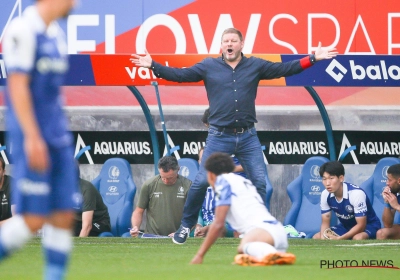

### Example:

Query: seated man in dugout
xmin=377 ymin=164 xmax=400 ymax=240
xmin=0 ymin=158 xmax=15 ymax=226
xmin=74 ymin=168 xmax=111 ymax=237
xmin=313 ymin=161 xmax=381 ymax=240
xmin=130 ymin=156 xmax=191 ymax=237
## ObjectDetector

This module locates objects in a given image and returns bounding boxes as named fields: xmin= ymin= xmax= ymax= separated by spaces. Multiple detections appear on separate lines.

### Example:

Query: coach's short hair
xmin=204 ymin=152 xmax=235 ymax=176
xmin=158 ymin=156 xmax=179 ymax=172
xmin=319 ymin=161 xmax=345 ymax=177
xmin=388 ymin=164 xmax=400 ymax=178
xmin=221 ymin=28 xmax=243 ymax=41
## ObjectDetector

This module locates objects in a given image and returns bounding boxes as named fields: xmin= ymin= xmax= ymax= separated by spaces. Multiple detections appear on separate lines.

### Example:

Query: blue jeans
xmin=181 ymin=125 xmax=267 ymax=228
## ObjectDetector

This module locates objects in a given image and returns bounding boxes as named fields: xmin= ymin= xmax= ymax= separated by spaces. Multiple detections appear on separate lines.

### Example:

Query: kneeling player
xmin=190 ymin=152 xmax=295 ymax=266
xmin=313 ymin=161 xmax=381 ymax=240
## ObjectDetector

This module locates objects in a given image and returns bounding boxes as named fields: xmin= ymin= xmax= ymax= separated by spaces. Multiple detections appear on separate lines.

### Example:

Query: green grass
xmin=2 ymin=238 xmax=400 ymax=280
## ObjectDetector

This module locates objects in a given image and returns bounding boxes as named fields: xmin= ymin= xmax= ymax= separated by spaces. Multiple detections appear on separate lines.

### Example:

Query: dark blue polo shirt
xmin=151 ymin=54 xmax=308 ymax=127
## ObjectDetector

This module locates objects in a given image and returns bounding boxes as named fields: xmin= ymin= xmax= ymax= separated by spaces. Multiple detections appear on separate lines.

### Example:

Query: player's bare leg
xmin=235 ymin=228 xmax=295 ymax=266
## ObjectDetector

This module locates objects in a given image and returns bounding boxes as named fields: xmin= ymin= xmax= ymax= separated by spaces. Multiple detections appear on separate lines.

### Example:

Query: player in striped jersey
xmin=190 ymin=152 xmax=295 ymax=266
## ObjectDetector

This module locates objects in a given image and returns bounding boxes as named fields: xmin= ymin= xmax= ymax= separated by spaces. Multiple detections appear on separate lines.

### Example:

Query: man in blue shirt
xmin=377 ymin=164 xmax=400 ymax=239
xmin=132 ymin=27 xmax=338 ymax=244
xmin=313 ymin=161 xmax=381 ymax=240
xmin=0 ymin=1 xmax=78 ymax=279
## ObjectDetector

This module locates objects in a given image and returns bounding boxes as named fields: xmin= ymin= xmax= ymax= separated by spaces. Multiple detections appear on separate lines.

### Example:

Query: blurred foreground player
xmin=0 ymin=1 xmax=78 ymax=279
xmin=190 ymin=152 xmax=295 ymax=266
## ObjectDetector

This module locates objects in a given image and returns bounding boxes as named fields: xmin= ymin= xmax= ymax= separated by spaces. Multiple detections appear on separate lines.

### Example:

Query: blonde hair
xmin=221 ymin=28 xmax=243 ymax=41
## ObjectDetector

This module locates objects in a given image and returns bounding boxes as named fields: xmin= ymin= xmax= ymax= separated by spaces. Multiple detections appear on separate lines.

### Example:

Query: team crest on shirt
xmin=345 ymin=205 xmax=354 ymax=213
xmin=1 ymin=194 xmax=8 ymax=205
xmin=177 ymin=186 xmax=185 ymax=198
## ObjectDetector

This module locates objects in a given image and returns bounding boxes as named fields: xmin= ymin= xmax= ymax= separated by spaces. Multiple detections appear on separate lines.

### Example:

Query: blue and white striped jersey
xmin=214 ymin=173 xmax=276 ymax=234
xmin=200 ymin=186 xmax=216 ymax=225
xmin=320 ymin=182 xmax=381 ymax=230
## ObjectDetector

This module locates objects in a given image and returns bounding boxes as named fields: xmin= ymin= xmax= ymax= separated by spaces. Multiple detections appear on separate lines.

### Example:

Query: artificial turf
xmin=1 ymin=238 xmax=400 ymax=280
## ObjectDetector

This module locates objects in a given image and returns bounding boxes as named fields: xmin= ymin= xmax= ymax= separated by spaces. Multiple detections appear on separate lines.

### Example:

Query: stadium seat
xmin=91 ymin=158 xmax=136 ymax=237
xmin=178 ymin=158 xmax=199 ymax=182
xmin=283 ymin=156 xmax=337 ymax=238
xmin=360 ymin=157 xmax=400 ymax=226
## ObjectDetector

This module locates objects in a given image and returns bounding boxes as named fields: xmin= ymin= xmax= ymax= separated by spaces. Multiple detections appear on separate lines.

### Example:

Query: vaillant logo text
xmin=326 ymin=59 xmax=400 ymax=83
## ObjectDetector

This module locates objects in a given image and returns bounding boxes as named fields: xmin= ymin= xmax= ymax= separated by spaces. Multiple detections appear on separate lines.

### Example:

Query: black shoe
xmin=172 ymin=225 xmax=190 ymax=245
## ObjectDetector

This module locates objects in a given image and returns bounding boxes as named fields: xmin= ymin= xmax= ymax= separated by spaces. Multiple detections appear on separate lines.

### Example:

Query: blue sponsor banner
xmin=283 ymin=55 xmax=400 ymax=87
xmin=64 ymin=55 xmax=96 ymax=85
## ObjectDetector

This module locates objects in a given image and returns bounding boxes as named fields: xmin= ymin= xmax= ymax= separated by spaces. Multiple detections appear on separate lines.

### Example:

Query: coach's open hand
xmin=130 ymin=49 xmax=152 ymax=68
xmin=315 ymin=42 xmax=338 ymax=61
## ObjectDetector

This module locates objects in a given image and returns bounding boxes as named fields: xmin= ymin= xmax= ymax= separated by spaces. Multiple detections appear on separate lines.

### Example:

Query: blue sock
xmin=42 ymin=225 xmax=72 ymax=280
xmin=43 ymin=249 xmax=68 ymax=280
xmin=0 ymin=230 xmax=8 ymax=260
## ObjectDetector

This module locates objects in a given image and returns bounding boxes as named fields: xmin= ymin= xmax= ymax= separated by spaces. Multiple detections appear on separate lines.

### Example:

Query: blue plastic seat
xmin=91 ymin=158 xmax=136 ymax=237
xmin=178 ymin=158 xmax=199 ymax=182
xmin=360 ymin=157 xmax=400 ymax=226
xmin=283 ymin=156 xmax=337 ymax=238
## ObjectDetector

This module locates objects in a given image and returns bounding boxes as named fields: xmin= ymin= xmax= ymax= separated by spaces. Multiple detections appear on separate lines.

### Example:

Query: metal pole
xmin=127 ymin=86 xmax=160 ymax=174
xmin=304 ymin=86 xmax=336 ymax=161
xmin=151 ymin=81 xmax=170 ymax=156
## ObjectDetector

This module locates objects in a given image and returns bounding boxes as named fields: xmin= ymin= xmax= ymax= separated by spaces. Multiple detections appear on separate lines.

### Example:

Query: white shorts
xmin=245 ymin=221 xmax=288 ymax=252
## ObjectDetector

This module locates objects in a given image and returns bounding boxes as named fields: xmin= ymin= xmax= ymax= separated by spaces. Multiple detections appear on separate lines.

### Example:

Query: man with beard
xmin=377 ymin=164 xmax=400 ymax=239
